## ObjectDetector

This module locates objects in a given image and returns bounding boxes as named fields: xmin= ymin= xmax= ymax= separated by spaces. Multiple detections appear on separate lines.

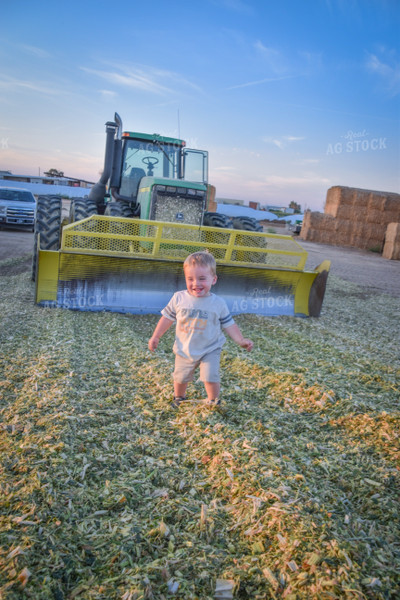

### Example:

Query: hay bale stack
xmin=383 ymin=222 xmax=400 ymax=260
xmin=300 ymin=186 xmax=400 ymax=258
xmin=300 ymin=210 xmax=336 ymax=243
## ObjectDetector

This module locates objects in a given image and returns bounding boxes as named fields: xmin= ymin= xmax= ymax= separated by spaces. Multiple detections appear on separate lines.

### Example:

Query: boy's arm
xmin=148 ymin=316 xmax=174 ymax=351
xmin=224 ymin=323 xmax=253 ymax=351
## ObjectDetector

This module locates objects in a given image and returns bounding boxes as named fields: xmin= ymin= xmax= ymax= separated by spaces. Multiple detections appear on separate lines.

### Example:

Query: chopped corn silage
xmin=0 ymin=261 xmax=399 ymax=600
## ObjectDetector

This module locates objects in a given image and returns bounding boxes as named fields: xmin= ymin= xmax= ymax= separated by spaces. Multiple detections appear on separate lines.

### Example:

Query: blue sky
xmin=1 ymin=0 xmax=399 ymax=211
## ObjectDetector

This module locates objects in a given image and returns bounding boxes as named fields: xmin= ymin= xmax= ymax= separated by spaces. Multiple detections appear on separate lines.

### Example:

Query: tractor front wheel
xmin=203 ymin=212 xmax=233 ymax=228
xmin=232 ymin=216 xmax=263 ymax=232
xmin=69 ymin=198 xmax=98 ymax=222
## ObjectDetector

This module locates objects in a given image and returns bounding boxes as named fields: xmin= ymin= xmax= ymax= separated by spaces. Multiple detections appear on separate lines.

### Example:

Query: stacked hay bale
xmin=300 ymin=186 xmax=400 ymax=258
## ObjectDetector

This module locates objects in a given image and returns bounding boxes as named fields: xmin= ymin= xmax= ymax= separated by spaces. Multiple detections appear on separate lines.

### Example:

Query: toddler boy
xmin=148 ymin=251 xmax=253 ymax=407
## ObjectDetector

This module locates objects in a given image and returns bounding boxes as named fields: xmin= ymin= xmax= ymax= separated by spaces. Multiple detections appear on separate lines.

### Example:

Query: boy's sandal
xmin=205 ymin=398 xmax=221 ymax=406
xmin=172 ymin=396 xmax=186 ymax=408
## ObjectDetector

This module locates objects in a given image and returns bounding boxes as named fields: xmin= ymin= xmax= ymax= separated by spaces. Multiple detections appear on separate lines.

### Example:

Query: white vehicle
xmin=0 ymin=187 xmax=37 ymax=231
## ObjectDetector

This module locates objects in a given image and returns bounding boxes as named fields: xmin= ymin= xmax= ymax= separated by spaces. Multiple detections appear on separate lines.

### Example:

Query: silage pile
xmin=0 ymin=256 xmax=399 ymax=599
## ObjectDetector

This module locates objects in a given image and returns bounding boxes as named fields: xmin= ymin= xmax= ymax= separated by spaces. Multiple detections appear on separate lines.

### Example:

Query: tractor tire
xmin=232 ymin=217 xmax=266 ymax=264
xmin=203 ymin=212 xmax=233 ymax=228
xmin=69 ymin=198 xmax=100 ymax=250
xmin=69 ymin=197 xmax=98 ymax=222
xmin=232 ymin=216 xmax=263 ymax=232
xmin=104 ymin=201 xmax=138 ymax=218
xmin=32 ymin=195 xmax=62 ymax=281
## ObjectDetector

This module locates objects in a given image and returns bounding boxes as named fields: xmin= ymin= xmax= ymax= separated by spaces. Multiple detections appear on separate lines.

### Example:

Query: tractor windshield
xmin=121 ymin=138 xmax=182 ymax=185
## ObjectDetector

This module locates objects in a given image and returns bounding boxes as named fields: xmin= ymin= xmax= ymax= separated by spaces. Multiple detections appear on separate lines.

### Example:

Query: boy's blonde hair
xmin=183 ymin=251 xmax=216 ymax=276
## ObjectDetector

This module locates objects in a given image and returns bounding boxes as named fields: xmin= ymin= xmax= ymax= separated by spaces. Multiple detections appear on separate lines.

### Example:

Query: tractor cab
xmin=116 ymin=131 xmax=208 ymax=202
xmin=107 ymin=128 xmax=209 ymax=223
xmin=87 ymin=114 xmax=208 ymax=219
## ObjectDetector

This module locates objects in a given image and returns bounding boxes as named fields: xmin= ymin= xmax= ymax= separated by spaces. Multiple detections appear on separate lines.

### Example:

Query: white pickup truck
xmin=0 ymin=187 xmax=37 ymax=231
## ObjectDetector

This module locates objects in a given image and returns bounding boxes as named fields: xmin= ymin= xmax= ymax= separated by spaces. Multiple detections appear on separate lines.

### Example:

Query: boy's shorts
xmin=173 ymin=349 xmax=221 ymax=383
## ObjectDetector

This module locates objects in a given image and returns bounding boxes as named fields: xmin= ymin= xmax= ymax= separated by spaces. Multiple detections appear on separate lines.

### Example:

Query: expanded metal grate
xmin=61 ymin=216 xmax=307 ymax=270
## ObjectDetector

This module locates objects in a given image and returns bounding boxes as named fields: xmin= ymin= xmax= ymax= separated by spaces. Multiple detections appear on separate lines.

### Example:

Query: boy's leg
xmin=173 ymin=355 xmax=198 ymax=406
xmin=200 ymin=349 xmax=221 ymax=403
xmin=174 ymin=381 xmax=188 ymax=398
xmin=204 ymin=381 xmax=220 ymax=402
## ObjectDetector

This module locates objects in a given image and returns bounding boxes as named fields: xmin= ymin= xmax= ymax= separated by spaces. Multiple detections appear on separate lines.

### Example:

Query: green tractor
xmin=33 ymin=113 xmax=261 ymax=280
xmin=32 ymin=114 xmax=330 ymax=318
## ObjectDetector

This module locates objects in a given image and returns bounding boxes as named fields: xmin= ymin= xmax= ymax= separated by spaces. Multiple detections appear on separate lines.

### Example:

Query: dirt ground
xmin=300 ymin=239 xmax=400 ymax=298
xmin=1 ymin=226 xmax=399 ymax=297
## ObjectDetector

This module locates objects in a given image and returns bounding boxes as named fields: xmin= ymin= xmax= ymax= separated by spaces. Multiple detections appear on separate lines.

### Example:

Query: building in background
xmin=0 ymin=170 xmax=94 ymax=189
xmin=0 ymin=171 xmax=94 ymax=198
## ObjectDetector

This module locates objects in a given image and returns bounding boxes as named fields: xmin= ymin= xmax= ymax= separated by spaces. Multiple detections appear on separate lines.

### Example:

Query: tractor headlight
xmin=0 ymin=206 xmax=6 ymax=215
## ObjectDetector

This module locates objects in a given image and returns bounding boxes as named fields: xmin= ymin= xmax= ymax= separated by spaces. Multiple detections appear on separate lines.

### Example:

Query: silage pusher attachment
xmin=34 ymin=215 xmax=330 ymax=318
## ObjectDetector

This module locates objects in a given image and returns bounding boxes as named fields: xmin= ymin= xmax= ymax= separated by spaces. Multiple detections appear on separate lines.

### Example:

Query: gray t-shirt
xmin=161 ymin=290 xmax=235 ymax=359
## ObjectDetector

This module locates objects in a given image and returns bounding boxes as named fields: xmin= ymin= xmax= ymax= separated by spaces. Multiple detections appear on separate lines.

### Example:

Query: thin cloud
xmin=227 ymin=37 xmax=322 ymax=91
xmin=228 ymin=74 xmax=300 ymax=90
xmin=82 ymin=67 xmax=172 ymax=95
xmin=82 ymin=64 xmax=203 ymax=97
xmin=20 ymin=44 xmax=50 ymax=59
xmin=0 ymin=74 xmax=60 ymax=95
xmin=296 ymin=158 xmax=321 ymax=165
xmin=285 ymin=136 xmax=304 ymax=142
xmin=366 ymin=49 xmax=400 ymax=96
xmin=254 ymin=41 xmax=288 ymax=74
xmin=255 ymin=43 xmax=322 ymax=76
xmin=263 ymin=135 xmax=304 ymax=149
xmin=99 ymin=89 xmax=117 ymax=99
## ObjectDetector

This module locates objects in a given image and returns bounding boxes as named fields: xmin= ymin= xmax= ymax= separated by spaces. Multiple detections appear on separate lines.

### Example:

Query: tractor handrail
xmin=61 ymin=216 xmax=308 ymax=271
